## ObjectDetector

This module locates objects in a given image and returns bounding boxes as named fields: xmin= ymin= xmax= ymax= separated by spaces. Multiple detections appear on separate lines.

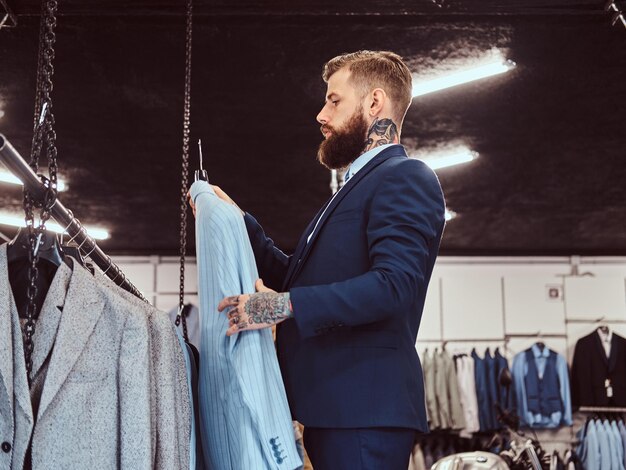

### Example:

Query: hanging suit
xmin=95 ymin=270 xmax=192 ymax=470
xmin=472 ymin=348 xmax=494 ymax=431
xmin=0 ymin=244 xmax=153 ymax=469
xmin=190 ymin=181 xmax=302 ymax=470
xmin=422 ymin=350 xmax=439 ymax=429
xmin=571 ymin=331 xmax=626 ymax=407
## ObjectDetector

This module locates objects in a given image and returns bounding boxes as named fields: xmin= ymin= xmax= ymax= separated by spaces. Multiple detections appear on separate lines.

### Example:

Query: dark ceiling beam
xmin=10 ymin=0 xmax=605 ymax=17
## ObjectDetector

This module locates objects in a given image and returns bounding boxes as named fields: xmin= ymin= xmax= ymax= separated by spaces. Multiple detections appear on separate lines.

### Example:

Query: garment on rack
xmin=168 ymin=304 xmax=201 ymax=351
xmin=434 ymin=349 xmax=466 ymax=430
xmin=617 ymin=419 xmax=626 ymax=468
xmin=571 ymin=330 xmax=626 ymax=407
xmin=455 ymin=354 xmax=480 ymax=435
xmin=175 ymin=329 xmax=204 ymax=470
xmin=472 ymin=348 xmax=496 ymax=431
xmin=484 ymin=349 xmax=500 ymax=427
xmin=577 ymin=419 xmax=601 ymax=470
xmin=190 ymin=180 xmax=302 ymax=470
xmin=423 ymin=350 xmax=440 ymax=429
xmin=511 ymin=344 xmax=572 ymax=428
xmin=494 ymin=347 xmax=516 ymax=412
xmin=96 ymin=269 xmax=192 ymax=470
xmin=0 ymin=244 xmax=154 ymax=469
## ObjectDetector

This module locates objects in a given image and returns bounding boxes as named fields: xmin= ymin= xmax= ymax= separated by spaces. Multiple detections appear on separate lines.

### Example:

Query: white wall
xmin=110 ymin=254 xmax=626 ymax=358
xmin=417 ymin=256 xmax=626 ymax=363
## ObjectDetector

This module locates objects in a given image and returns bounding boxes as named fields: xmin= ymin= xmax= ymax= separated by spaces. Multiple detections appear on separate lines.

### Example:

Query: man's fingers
xmin=218 ymin=295 xmax=240 ymax=312
xmin=255 ymin=278 xmax=276 ymax=293
xmin=226 ymin=308 xmax=238 ymax=319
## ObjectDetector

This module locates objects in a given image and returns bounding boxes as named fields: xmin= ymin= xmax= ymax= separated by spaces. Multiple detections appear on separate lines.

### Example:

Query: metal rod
xmin=579 ymin=406 xmax=626 ymax=413
xmin=566 ymin=319 xmax=626 ymax=324
xmin=417 ymin=338 xmax=506 ymax=343
xmin=0 ymin=133 xmax=145 ymax=301
xmin=505 ymin=333 xmax=567 ymax=338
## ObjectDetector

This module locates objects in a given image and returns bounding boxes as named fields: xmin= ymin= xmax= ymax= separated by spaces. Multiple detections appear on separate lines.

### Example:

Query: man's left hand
xmin=217 ymin=279 xmax=293 ymax=336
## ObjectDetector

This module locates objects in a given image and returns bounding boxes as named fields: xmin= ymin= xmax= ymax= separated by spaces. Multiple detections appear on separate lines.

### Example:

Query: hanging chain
xmin=177 ymin=0 xmax=193 ymax=342
xmin=23 ymin=0 xmax=59 ymax=384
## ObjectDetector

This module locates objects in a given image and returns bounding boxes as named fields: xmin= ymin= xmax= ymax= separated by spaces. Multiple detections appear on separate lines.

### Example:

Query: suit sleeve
xmin=290 ymin=159 xmax=445 ymax=338
xmin=244 ymin=212 xmax=292 ymax=291
xmin=118 ymin=310 xmax=153 ymax=470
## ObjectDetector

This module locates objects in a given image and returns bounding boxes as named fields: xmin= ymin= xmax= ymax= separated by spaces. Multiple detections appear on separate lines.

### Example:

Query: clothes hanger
xmin=7 ymin=227 xmax=63 ymax=267
xmin=535 ymin=331 xmax=545 ymax=351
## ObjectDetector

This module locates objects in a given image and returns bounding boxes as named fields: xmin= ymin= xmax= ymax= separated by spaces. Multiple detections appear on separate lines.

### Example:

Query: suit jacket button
xmin=1 ymin=442 xmax=11 ymax=453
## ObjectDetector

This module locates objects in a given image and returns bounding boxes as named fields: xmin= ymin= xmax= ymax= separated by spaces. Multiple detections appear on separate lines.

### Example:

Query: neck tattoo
xmin=362 ymin=117 xmax=399 ymax=154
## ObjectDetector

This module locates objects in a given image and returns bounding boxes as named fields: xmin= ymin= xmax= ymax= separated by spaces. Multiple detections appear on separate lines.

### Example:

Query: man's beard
xmin=317 ymin=109 xmax=369 ymax=170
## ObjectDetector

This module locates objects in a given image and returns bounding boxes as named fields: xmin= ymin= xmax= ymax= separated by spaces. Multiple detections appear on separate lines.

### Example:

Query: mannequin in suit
xmin=191 ymin=50 xmax=445 ymax=469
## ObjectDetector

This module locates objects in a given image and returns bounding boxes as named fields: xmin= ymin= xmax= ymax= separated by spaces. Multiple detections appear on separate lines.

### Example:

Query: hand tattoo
xmin=244 ymin=292 xmax=293 ymax=326
xmin=363 ymin=118 xmax=399 ymax=153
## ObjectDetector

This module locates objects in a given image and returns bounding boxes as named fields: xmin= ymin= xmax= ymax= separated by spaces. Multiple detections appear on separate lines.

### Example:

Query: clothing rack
xmin=419 ymin=338 xmax=506 ymax=342
xmin=0 ymin=133 xmax=146 ymax=301
xmin=566 ymin=318 xmax=626 ymax=324
xmin=579 ymin=406 xmax=626 ymax=413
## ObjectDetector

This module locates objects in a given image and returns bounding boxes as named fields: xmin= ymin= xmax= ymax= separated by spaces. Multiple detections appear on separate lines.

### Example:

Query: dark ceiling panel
xmin=7 ymin=0 xmax=607 ymax=16
xmin=0 ymin=6 xmax=625 ymax=256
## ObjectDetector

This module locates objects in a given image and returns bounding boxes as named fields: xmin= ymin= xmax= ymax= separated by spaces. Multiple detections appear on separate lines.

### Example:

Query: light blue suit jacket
xmin=598 ymin=420 xmax=614 ymax=470
xmin=579 ymin=420 xmax=601 ymax=470
xmin=190 ymin=181 xmax=302 ymax=470
xmin=611 ymin=420 xmax=625 ymax=470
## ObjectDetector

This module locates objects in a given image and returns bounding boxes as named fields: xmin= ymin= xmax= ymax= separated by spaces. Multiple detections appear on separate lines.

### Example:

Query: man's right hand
xmin=213 ymin=185 xmax=245 ymax=217
xmin=187 ymin=184 xmax=244 ymax=218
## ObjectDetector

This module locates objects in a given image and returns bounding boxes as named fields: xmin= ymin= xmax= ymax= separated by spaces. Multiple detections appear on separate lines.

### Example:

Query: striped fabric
xmin=190 ymin=181 xmax=302 ymax=470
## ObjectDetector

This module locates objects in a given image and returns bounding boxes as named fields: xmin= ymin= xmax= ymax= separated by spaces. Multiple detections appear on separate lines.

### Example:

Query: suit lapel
xmin=281 ymin=195 xmax=335 ymax=291
xmin=592 ymin=331 xmax=609 ymax=366
xmin=608 ymin=334 xmax=620 ymax=373
xmin=30 ymin=263 xmax=71 ymax=379
xmin=284 ymin=148 xmax=400 ymax=288
xmin=37 ymin=262 xmax=104 ymax=421
xmin=0 ymin=244 xmax=14 ymax=417
xmin=0 ymin=244 xmax=35 ymax=425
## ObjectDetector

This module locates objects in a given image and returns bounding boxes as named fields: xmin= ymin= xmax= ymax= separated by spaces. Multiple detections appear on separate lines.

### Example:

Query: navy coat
xmin=244 ymin=145 xmax=445 ymax=431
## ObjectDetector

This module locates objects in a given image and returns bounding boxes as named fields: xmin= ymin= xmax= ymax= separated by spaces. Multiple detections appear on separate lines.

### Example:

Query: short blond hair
xmin=322 ymin=50 xmax=413 ymax=123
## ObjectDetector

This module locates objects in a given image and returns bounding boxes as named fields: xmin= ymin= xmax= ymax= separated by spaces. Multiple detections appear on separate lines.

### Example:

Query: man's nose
xmin=316 ymin=107 xmax=328 ymax=125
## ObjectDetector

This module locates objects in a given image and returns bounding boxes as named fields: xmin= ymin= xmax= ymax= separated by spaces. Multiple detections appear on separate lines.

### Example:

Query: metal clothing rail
xmin=0 ymin=133 xmax=146 ymax=301
xmin=579 ymin=406 xmax=626 ymax=413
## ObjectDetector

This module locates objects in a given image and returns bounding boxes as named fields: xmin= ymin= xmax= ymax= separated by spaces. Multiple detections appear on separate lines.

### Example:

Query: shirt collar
xmin=598 ymin=327 xmax=612 ymax=343
xmin=531 ymin=343 xmax=550 ymax=358
xmin=345 ymin=143 xmax=398 ymax=180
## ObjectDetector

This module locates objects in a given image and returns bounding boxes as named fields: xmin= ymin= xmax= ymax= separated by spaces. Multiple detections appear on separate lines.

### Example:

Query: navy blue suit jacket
xmin=244 ymin=145 xmax=445 ymax=431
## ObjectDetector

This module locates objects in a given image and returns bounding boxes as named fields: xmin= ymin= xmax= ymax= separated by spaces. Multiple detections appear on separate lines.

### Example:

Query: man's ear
xmin=368 ymin=88 xmax=386 ymax=116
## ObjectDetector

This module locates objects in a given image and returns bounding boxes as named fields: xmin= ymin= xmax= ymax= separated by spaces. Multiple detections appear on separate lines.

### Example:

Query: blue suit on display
xmin=244 ymin=144 xmax=446 ymax=468
xmin=190 ymin=181 xmax=302 ymax=470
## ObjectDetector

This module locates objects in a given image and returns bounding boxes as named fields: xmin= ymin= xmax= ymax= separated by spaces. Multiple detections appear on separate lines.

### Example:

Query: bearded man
xmin=195 ymin=50 xmax=446 ymax=469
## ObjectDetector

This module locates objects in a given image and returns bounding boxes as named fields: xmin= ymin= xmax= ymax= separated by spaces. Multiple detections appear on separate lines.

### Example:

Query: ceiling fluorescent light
xmin=412 ymin=55 xmax=516 ymax=98
xmin=410 ymin=146 xmax=478 ymax=170
xmin=0 ymin=169 xmax=66 ymax=191
xmin=424 ymin=150 xmax=478 ymax=170
xmin=445 ymin=210 xmax=457 ymax=221
xmin=0 ymin=213 xmax=109 ymax=240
